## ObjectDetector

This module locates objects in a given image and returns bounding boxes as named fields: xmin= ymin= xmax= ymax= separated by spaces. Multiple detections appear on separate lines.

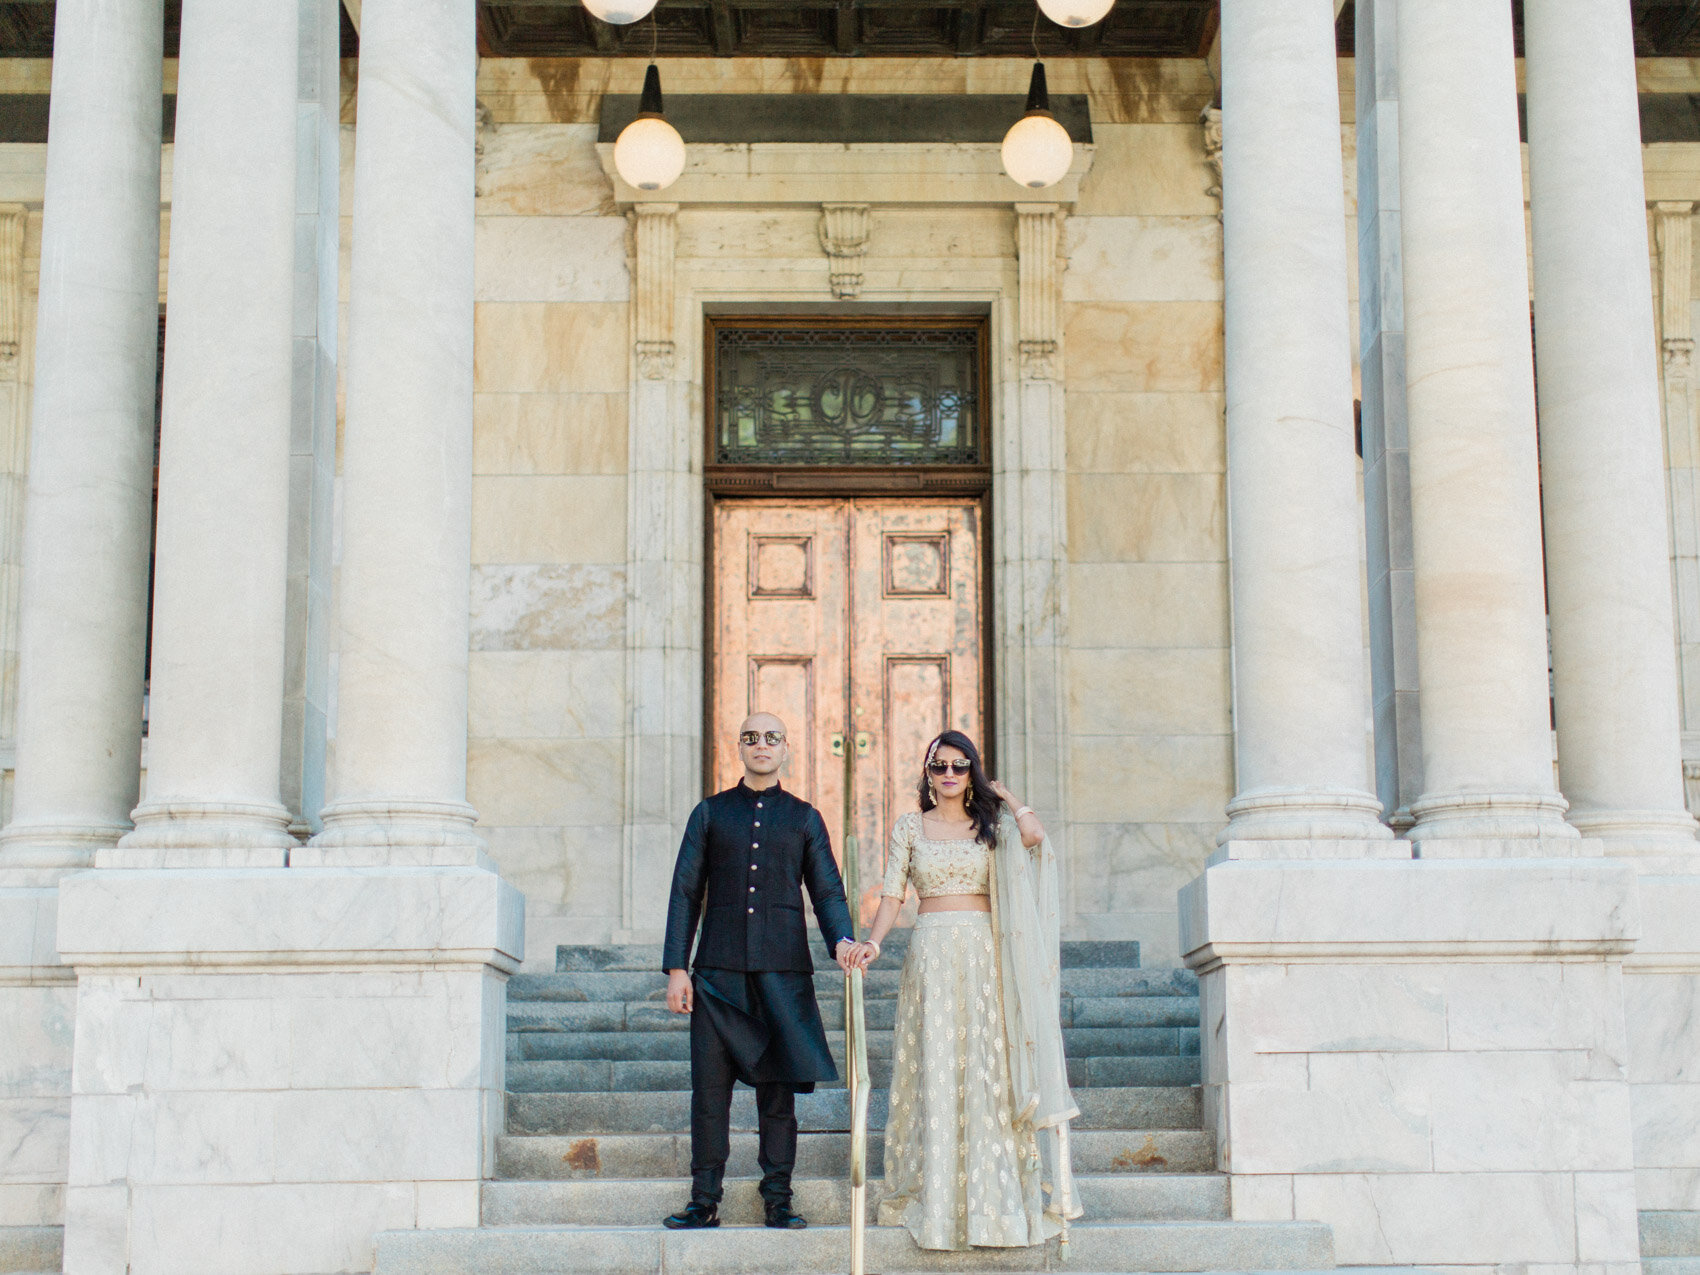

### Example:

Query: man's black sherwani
xmin=662 ymin=779 xmax=855 ymax=1208
xmin=663 ymin=779 xmax=855 ymax=974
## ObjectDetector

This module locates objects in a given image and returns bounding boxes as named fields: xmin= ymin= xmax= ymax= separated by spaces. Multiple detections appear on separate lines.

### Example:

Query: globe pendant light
xmin=1001 ymin=62 xmax=1073 ymax=190
xmin=582 ymin=0 xmax=658 ymax=25
xmin=614 ymin=63 xmax=686 ymax=192
xmin=1037 ymin=0 xmax=1114 ymax=27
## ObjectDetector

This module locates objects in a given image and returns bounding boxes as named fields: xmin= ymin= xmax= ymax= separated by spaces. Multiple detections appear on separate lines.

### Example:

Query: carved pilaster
xmin=0 ymin=205 xmax=25 ymax=365
xmin=818 ymin=203 xmax=870 ymax=300
xmin=1201 ymin=105 xmax=1224 ymax=202
xmin=1658 ymin=202 xmax=1695 ymax=377
xmin=632 ymin=203 xmax=677 ymax=379
xmin=1016 ymin=204 xmax=1062 ymax=381
xmin=1656 ymin=201 xmax=1700 ymax=799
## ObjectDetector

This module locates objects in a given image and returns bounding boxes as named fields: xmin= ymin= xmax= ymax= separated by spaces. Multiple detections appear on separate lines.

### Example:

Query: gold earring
xmin=927 ymin=779 xmax=936 ymax=803
xmin=964 ymin=780 xmax=974 ymax=805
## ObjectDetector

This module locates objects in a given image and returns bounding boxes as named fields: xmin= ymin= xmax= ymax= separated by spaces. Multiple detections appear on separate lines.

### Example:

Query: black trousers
xmin=689 ymin=990 xmax=798 ymax=1206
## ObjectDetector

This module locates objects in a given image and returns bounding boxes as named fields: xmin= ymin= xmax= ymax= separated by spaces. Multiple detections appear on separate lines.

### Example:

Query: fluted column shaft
xmin=115 ymin=0 xmax=299 ymax=863
xmin=0 ymin=0 xmax=163 ymax=875
xmin=1397 ymin=0 xmax=1573 ymax=842
xmin=1525 ymin=0 xmax=1698 ymax=851
xmin=305 ymin=0 xmax=481 ymax=865
xmin=1218 ymin=0 xmax=1387 ymax=841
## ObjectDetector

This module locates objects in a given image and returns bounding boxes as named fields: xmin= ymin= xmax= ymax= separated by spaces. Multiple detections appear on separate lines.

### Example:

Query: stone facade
xmin=0 ymin=2 xmax=1698 ymax=1272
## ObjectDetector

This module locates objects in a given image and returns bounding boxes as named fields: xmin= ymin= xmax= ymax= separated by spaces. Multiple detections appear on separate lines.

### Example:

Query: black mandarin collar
xmin=737 ymin=779 xmax=783 ymax=804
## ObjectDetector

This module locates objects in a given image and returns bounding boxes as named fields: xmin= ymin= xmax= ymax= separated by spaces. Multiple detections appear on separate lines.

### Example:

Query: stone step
xmin=505 ymin=1054 xmax=1202 ymax=1093
xmin=508 ymin=967 xmax=1198 ymax=1005
xmin=508 ymin=1026 xmax=1199 ymax=1063
xmin=481 ymin=1173 xmax=1227 ymax=1228
xmin=0 ymin=1227 xmax=61 ymax=1275
xmin=507 ymin=1085 xmax=1203 ymax=1136
xmin=1644 ymin=1210 xmax=1700 ymax=1258
xmin=507 ymin=994 xmax=1199 ymax=1034
xmin=375 ymin=1220 xmax=1334 ymax=1274
xmin=496 ymin=1129 xmax=1216 ymax=1180
xmin=554 ymin=940 xmax=1144 ymax=973
xmin=1647 ymin=1260 xmax=1700 ymax=1275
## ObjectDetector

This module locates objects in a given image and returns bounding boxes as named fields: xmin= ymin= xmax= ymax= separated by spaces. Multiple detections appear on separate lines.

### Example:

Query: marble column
xmin=113 ymin=0 xmax=299 ymax=865
xmin=1217 ymin=0 xmax=1387 ymax=842
xmin=1525 ymin=0 xmax=1698 ymax=853
xmin=0 ymin=0 xmax=163 ymax=875
xmin=304 ymin=0 xmax=483 ymax=866
xmin=1396 ymin=0 xmax=1573 ymax=844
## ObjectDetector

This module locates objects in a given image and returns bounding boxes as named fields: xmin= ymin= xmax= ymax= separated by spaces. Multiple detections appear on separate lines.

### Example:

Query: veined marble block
xmin=1181 ymin=855 xmax=1642 ymax=1271
xmin=53 ymin=867 xmax=522 ymax=1275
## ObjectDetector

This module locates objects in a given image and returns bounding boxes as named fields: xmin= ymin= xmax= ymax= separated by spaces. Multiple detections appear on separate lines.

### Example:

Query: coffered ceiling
xmin=0 ymin=0 xmax=1697 ymax=60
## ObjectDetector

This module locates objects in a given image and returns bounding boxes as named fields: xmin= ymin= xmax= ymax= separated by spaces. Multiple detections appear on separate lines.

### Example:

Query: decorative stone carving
xmin=1201 ymin=105 xmax=1223 ymax=201
xmin=818 ymin=203 xmax=870 ymax=300
xmin=0 ymin=205 xmax=23 ymax=364
xmin=1016 ymin=204 xmax=1061 ymax=380
xmin=632 ymin=203 xmax=677 ymax=379
xmin=1657 ymin=201 xmax=1694 ymax=375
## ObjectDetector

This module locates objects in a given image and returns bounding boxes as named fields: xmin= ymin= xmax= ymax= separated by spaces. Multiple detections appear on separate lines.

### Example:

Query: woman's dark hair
xmin=916 ymin=730 xmax=1002 ymax=847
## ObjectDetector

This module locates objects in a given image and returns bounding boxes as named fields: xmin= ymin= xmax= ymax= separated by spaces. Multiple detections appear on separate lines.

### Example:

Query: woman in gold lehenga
xmin=846 ymin=730 xmax=1081 ymax=1252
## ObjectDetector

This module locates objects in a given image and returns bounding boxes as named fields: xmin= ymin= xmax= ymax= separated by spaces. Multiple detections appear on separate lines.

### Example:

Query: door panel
xmin=848 ymin=501 xmax=982 ymax=924
xmin=711 ymin=498 xmax=983 ymax=927
xmin=712 ymin=502 xmax=850 ymax=843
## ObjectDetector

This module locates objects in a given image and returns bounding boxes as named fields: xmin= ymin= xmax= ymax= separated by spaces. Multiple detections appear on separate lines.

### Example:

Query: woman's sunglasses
xmin=927 ymin=759 xmax=972 ymax=775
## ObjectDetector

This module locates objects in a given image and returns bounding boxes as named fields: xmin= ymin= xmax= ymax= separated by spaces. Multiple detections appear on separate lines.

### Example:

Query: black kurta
xmin=662 ymin=780 xmax=854 ymax=1088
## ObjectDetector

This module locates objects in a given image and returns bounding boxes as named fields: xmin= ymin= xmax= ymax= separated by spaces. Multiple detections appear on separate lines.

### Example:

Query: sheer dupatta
xmin=989 ymin=812 xmax=1082 ymax=1226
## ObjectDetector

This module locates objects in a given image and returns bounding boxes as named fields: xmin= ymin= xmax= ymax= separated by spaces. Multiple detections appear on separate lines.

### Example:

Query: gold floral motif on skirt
xmin=878 ymin=911 xmax=1060 ymax=1250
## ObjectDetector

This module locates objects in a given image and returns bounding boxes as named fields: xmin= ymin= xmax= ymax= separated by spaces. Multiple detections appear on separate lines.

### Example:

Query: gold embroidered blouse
xmin=880 ymin=810 xmax=993 ymax=899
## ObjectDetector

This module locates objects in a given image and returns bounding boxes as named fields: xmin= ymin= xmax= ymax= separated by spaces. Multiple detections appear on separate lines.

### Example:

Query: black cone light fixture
xmin=1001 ymin=62 xmax=1074 ymax=189
xmin=614 ymin=63 xmax=686 ymax=192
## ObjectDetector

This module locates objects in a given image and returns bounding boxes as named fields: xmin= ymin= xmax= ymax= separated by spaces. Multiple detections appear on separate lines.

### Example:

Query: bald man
xmin=660 ymin=713 xmax=858 ymax=1231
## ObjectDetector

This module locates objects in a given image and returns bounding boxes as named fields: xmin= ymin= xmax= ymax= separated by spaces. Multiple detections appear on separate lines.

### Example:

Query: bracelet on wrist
xmin=1015 ymin=805 xmax=1034 ymax=819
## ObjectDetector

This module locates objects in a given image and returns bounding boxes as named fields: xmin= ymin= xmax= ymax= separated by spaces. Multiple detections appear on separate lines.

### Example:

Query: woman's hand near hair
xmin=986 ymin=779 xmax=1045 ymax=848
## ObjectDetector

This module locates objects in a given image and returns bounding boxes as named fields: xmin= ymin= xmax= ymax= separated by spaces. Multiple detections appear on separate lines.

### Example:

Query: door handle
xmin=854 ymin=731 xmax=871 ymax=758
xmin=830 ymin=733 xmax=846 ymax=758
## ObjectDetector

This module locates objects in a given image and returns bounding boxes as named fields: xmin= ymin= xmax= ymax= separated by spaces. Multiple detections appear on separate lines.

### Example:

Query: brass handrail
xmin=845 ymin=964 xmax=871 ymax=1275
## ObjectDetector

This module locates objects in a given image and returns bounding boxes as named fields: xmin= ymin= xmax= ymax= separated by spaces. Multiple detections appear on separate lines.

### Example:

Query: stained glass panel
xmin=712 ymin=324 xmax=983 ymax=467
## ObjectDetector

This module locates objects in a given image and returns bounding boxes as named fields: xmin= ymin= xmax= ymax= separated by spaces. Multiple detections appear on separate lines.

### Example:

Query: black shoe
xmin=764 ymin=1201 xmax=808 ymax=1229
xmin=663 ymin=1201 xmax=720 ymax=1229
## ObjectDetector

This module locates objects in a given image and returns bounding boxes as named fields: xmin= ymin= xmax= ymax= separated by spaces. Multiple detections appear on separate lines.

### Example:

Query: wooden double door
xmin=710 ymin=498 xmax=985 ymax=925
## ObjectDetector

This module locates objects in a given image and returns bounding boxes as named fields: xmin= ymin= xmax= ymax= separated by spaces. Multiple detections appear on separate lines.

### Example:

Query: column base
xmin=1179 ymin=852 xmax=1641 ymax=1269
xmin=0 ymin=886 xmax=74 ymax=1237
xmin=1407 ymin=789 xmax=1578 ymax=841
xmin=1568 ymin=807 xmax=1700 ymax=865
xmin=299 ymin=798 xmax=490 ymax=869
xmin=108 ymin=799 xmax=296 ymax=867
xmin=0 ymin=819 xmax=129 ymax=884
xmin=1218 ymin=788 xmax=1393 ymax=843
xmin=56 ymin=865 xmax=522 ymax=1275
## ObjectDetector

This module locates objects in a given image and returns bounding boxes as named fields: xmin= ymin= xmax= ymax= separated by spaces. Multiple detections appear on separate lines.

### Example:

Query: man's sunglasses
xmin=927 ymin=759 xmax=972 ymax=775
xmin=740 ymin=730 xmax=787 ymax=746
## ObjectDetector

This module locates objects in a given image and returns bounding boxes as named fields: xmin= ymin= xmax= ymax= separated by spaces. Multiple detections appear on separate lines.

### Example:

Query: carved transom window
xmin=711 ymin=322 xmax=984 ymax=467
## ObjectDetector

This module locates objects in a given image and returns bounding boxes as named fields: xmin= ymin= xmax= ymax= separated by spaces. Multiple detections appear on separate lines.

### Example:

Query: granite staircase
xmin=374 ymin=936 xmax=1336 ymax=1273
xmin=1644 ymin=1210 xmax=1700 ymax=1275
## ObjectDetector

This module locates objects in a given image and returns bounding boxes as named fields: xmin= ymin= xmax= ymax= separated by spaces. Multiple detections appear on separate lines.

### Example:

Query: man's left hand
xmin=835 ymin=939 xmax=861 ymax=973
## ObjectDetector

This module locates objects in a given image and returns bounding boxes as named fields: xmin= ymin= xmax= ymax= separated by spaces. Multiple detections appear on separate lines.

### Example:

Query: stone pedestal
xmin=0 ymin=889 xmax=73 ymax=1251
xmin=56 ymin=867 xmax=523 ymax=1275
xmin=1181 ymin=854 xmax=1641 ymax=1273
xmin=1623 ymin=874 xmax=1700 ymax=1217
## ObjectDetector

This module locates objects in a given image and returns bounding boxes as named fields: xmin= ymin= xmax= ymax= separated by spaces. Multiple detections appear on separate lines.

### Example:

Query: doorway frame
xmin=700 ymin=313 xmax=997 ymax=796
xmin=616 ymin=201 xmax=1075 ymax=943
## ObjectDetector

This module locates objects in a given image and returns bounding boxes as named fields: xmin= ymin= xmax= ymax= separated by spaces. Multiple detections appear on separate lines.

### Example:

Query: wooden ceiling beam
xmin=710 ymin=0 xmax=737 ymax=53
xmin=1667 ymin=0 xmax=1700 ymax=49
xmin=835 ymin=0 xmax=856 ymax=53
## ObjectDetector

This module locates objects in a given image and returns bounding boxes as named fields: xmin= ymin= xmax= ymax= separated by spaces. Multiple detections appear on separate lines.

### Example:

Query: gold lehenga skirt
xmin=877 ymin=911 xmax=1061 ymax=1251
